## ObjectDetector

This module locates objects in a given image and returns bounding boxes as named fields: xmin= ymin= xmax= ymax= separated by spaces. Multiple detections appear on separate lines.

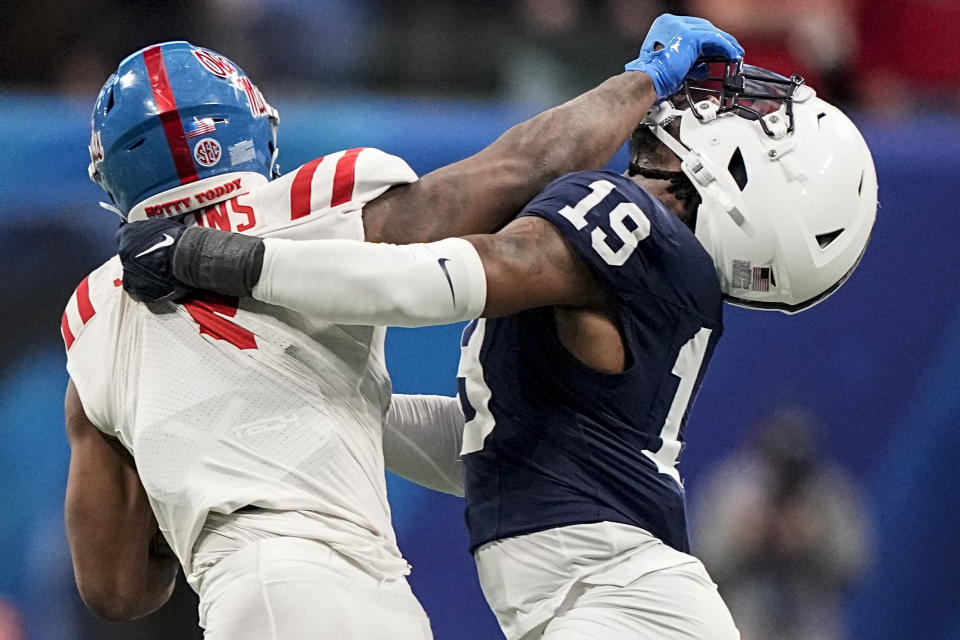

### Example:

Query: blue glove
xmin=625 ymin=14 xmax=744 ymax=101
xmin=117 ymin=218 xmax=193 ymax=303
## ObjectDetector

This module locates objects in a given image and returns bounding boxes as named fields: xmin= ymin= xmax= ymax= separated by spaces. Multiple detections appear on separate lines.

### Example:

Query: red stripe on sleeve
xmin=289 ymin=157 xmax=325 ymax=220
xmin=61 ymin=312 xmax=75 ymax=350
xmin=142 ymin=46 xmax=199 ymax=185
xmin=76 ymin=276 xmax=95 ymax=324
xmin=330 ymin=148 xmax=364 ymax=207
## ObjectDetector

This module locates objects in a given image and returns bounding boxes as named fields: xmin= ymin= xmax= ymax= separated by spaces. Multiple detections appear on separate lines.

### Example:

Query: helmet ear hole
xmin=815 ymin=229 xmax=844 ymax=249
xmin=727 ymin=147 xmax=748 ymax=191
xmin=105 ymin=89 xmax=115 ymax=113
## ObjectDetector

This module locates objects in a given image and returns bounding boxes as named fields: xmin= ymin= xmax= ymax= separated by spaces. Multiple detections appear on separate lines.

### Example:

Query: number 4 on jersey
xmin=182 ymin=293 xmax=257 ymax=350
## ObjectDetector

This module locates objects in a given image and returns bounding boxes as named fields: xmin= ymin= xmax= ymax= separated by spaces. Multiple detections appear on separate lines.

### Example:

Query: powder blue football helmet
xmin=89 ymin=41 xmax=279 ymax=221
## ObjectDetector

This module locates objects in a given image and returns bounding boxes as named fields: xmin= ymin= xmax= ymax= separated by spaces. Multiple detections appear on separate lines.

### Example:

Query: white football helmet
xmin=644 ymin=60 xmax=877 ymax=313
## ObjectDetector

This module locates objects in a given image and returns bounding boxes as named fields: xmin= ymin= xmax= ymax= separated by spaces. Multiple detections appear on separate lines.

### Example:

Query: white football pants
xmin=475 ymin=522 xmax=739 ymax=640
xmin=197 ymin=537 xmax=433 ymax=640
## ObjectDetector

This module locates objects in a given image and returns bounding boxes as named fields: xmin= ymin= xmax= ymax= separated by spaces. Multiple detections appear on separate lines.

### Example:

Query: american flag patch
xmin=185 ymin=117 xmax=216 ymax=138
xmin=752 ymin=266 xmax=771 ymax=292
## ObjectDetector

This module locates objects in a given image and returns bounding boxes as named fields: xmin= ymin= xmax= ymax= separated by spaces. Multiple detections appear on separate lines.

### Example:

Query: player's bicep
xmin=465 ymin=216 xmax=605 ymax=318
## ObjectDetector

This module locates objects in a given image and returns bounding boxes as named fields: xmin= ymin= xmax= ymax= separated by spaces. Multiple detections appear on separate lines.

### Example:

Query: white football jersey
xmin=62 ymin=148 xmax=418 ymax=579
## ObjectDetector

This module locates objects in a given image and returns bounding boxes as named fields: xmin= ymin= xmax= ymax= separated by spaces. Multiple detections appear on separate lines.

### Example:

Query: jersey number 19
xmin=460 ymin=180 xmax=712 ymax=487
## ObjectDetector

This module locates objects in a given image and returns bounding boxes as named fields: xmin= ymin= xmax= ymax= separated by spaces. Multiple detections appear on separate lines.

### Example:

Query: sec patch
xmin=194 ymin=138 xmax=222 ymax=167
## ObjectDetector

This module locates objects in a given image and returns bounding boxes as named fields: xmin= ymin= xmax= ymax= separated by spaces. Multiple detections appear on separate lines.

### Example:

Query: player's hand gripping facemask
xmin=624 ymin=14 xmax=744 ymax=102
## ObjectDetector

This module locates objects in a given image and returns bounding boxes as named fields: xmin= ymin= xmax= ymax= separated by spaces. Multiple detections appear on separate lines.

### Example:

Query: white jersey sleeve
xmin=267 ymin=146 xmax=417 ymax=241
xmin=184 ymin=147 xmax=417 ymax=242
xmin=61 ymin=258 xmax=126 ymax=438
xmin=383 ymin=394 xmax=465 ymax=497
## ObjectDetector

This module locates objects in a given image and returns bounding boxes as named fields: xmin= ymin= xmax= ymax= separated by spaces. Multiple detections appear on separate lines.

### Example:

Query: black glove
xmin=117 ymin=218 xmax=193 ymax=302
xmin=117 ymin=218 xmax=265 ymax=303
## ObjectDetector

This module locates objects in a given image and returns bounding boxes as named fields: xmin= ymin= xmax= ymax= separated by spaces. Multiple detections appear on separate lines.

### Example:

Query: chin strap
xmin=627 ymin=163 xmax=684 ymax=180
xmin=268 ymin=110 xmax=281 ymax=178
xmin=643 ymin=102 xmax=750 ymax=232
xmin=98 ymin=201 xmax=125 ymax=219
xmin=644 ymin=102 xmax=715 ymax=185
xmin=269 ymin=139 xmax=281 ymax=178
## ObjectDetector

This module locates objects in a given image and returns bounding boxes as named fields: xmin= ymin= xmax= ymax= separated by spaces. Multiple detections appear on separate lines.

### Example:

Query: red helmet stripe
xmin=143 ymin=45 xmax=199 ymax=185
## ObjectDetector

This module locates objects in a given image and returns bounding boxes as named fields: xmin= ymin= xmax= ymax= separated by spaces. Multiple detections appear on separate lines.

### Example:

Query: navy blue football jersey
xmin=458 ymin=170 xmax=723 ymax=553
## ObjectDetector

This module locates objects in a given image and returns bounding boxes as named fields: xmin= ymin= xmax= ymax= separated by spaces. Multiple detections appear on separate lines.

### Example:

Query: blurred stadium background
xmin=1 ymin=1 xmax=958 ymax=638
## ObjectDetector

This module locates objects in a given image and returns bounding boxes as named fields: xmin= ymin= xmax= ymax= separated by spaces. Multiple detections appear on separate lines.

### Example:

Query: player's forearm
xmin=75 ymin=562 xmax=177 ymax=623
xmin=249 ymin=236 xmax=487 ymax=327
xmin=495 ymin=71 xmax=656 ymax=186
xmin=167 ymin=215 xmax=592 ymax=324
xmin=451 ymin=72 xmax=655 ymax=233
xmin=362 ymin=72 xmax=656 ymax=244
xmin=76 ymin=553 xmax=178 ymax=623
xmin=66 ymin=464 xmax=177 ymax=622
xmin=384 ymin=394 xmax=465 ymax=496
xmin=147 ymin=224 xmax=486 ymax=325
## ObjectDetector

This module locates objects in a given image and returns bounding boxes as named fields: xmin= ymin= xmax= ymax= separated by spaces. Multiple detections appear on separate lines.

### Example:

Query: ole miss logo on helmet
xmin=193 ymin=49 xmax=237 ymax=78
xmin=192 ymin=48 xmax=271 ymax=119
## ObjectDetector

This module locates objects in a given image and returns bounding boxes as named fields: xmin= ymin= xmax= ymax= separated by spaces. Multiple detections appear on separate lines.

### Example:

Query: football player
xmin=118 ymin=50 xmax=877 ymax=639
xmin=63 ymin=16 xmax=744 ymax=639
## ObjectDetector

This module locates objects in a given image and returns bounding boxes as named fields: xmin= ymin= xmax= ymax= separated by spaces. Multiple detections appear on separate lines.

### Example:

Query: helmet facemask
xmin=681 ymin=58 xmax=806 ymax=138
